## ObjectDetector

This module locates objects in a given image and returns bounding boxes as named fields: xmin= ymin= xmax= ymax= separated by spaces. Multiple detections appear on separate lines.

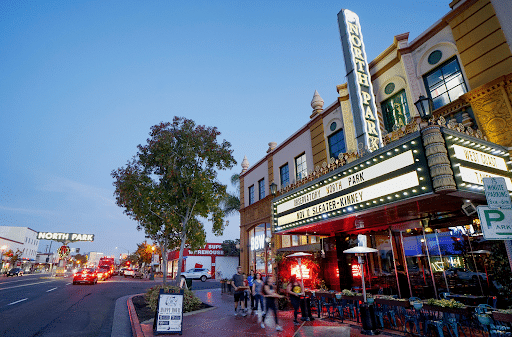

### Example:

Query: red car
xmin=73 ymin=268 xmax=98 ymax=285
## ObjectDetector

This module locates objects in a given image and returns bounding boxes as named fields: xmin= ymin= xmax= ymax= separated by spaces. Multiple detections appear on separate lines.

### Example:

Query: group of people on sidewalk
xmin=230 ymin=266 xmax=305 ymax=332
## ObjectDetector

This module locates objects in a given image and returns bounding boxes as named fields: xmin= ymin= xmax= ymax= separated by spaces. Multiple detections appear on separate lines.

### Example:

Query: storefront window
xmin=292 ymin=235 xmax=299 ymax=246
xmin=248 ymin=223 xmax=272 ymax=275
xmin=281 ymin=235 xmax=291 ymax=248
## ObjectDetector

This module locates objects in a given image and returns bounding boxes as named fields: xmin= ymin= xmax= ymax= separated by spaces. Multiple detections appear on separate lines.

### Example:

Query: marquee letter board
xmin=153 ymin=288 xmax=184 ymax=335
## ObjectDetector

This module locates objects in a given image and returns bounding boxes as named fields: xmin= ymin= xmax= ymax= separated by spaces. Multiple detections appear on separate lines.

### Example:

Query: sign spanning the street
xmin=37 ymin=232 xmax=94 ymax=242
xmin=477 ymin=206 xmax=512 ymax=240
xmin=338 ymin=9 xmax=382 ymax=153
xmin=153 ymin=288 xmax=184 ymax=335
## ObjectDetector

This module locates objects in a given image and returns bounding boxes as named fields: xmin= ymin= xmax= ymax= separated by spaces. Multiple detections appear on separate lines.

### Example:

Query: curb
xmin=127 ymin=294 xmax=145 ymax=337
xmin=127 ymin=291 xmax=218 ymax=336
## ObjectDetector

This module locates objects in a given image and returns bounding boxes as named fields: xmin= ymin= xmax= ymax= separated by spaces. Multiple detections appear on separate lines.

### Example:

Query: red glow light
xmin=291 ymin=265 xmax=310 ymax=279
xmin=352 ymin=264 xmax=362 ymax=277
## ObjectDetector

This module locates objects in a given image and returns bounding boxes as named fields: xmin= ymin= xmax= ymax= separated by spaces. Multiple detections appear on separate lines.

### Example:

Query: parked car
xmin=7 ymin=268 xmax=24 ymax=277
xmin=181 ymin=268 xmax=211 ymax=282
xmin=73 ymin=268 xmax=98 ymax=285
xmin=124 ymin=268 xmax=135 ymax=277
xmin=124 ymin=268 xmax=144 ymax=278
xmin=445 ymin=267 xmax=486 ymax=282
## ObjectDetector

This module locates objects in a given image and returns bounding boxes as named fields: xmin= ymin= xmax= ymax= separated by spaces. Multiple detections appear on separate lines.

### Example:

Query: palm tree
xmin=222 ymin=173 xmax=240 ymax=216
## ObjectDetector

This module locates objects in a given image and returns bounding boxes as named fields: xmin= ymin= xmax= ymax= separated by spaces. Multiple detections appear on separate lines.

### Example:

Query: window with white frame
xmin=423 ymin=56 xmax=467 ymax=110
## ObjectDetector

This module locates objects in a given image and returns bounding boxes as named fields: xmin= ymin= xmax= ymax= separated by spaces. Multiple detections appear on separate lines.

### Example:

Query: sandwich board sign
xmin=153 ymin=288 xmax=184 ymax=335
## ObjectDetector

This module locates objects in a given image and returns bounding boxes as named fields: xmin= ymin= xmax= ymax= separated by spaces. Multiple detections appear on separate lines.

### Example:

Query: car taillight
xmin=207 ymin=271 xmax=211 ymax=275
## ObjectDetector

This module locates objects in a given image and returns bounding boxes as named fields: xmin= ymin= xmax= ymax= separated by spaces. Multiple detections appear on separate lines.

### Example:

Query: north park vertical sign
xmin=338 ymin=9 xmax=383 ymax=153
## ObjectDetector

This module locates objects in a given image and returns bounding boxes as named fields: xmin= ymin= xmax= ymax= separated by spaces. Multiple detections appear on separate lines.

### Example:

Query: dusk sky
xmin=1 ymin=1 xmax=450 ymax=257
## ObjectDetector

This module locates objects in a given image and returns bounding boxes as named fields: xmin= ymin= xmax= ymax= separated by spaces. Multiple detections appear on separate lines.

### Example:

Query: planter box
xmin=493 ymin=312 xmax=512 ymax=323
xmin=422 ymin=304 xmax=470 ymax=316
xmin=375 ymin=298 xmax=411 ymax=308
xmin=341 ymin=295 xmax=364 ymax=302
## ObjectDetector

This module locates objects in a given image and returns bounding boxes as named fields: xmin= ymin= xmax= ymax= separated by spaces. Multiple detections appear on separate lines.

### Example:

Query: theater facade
xmin=239 ymin=0 xmax=512 ymax=298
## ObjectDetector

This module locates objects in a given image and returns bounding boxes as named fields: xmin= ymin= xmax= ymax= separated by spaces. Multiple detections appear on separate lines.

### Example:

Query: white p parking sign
xmin=477 ymin=206 xmax=512 ymax=240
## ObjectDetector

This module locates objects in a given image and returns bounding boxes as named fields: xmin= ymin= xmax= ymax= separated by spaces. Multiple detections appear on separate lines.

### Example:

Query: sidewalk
xmin=128 ymin=288 xmax=406 ymax=337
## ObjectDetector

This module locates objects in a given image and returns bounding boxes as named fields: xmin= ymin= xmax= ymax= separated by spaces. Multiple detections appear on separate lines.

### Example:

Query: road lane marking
xmin=8 ymin=298 xmax=28 ymax=305
xmin=46 ymin=287 xmax=58 ymax=292
xmin=0 ymin=280 xmax=57 ymax=291
xmin=66 ymin=283 xmax=72 ymax=285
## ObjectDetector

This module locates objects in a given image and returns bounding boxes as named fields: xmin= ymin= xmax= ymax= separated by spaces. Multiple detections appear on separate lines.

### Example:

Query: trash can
xmin=149 ymin=272 xmax=154 ymax=280
xmin=186 ymin=278 xmax=192 ymax=290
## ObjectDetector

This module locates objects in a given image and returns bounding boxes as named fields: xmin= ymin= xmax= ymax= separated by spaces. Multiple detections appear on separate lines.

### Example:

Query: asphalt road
xmin=0 ymin=273 xmax=220 ymax=337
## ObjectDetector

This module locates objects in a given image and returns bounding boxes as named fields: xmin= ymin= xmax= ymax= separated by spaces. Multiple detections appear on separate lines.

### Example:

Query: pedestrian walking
xmin=252 ymin=272 xmax=265 ymax=316
xmin=261 ymin=275 xmax=283 ymax=331
xmin=231 ymin=266 xmax=247 ymax=316
xmin=247 ymin=270 xmax=256 ymax=311
xmin=286 ymin=275 xmax=304 ymax=325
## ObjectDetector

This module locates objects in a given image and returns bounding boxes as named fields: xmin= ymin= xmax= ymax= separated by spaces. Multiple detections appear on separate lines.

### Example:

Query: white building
xmin=87 ymin=252 xmax=104 ymax=267
xmin=0 ymin=226 xmax=40 ymax=271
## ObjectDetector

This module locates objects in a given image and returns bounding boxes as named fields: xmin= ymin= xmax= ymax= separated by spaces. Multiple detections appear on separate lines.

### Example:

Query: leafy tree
xmin=6 ymin=249 xmax=22 ymax=265
xmin=134 ymin=242 xmax=161 ymax=265
xmin=222 ymin=173 xmax=240 ymax=216
xmin=73 ymin=254 xmax=88 ymax=266
xmin=489 ymin=241 xmax=512 ymax=297
xmin=221 ymin=239 xmax=240 ymax=256
xmin=112 ymin=117 xmax=236 ymax=284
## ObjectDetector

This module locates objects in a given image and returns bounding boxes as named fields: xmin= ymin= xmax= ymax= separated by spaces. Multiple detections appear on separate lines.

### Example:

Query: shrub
xmin=145 ymin=284 xmax=203 ymax=313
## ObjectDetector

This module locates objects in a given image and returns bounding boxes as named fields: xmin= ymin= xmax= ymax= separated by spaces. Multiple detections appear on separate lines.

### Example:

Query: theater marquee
xmin=444 ymin=130 xmax=512 ymax=194
xmin=273 ymin=134 xmax=432 ymax=232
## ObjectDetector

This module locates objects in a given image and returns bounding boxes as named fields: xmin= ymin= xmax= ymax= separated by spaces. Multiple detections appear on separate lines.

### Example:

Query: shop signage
xmin=153 ymin=288 xmax=184 ymax=335
xmin=250 ymin=233 xmax=265 ymax=251
xmin=452 ymin=145 xmax=508 ymax=171
xmin=458 ymin=167 xmax=512 ymax=190
xmin=291 ymin=264 xmax=310 ymax=279
xmin=277 ymin=171 xmax=420 ymax=227
xmin=277 ymin=151 xmax=414 ymax=214
xmin=477 ymin=206 xmax=512 ymax=240
xmin=338 ymin=9 xmax=382 ymax=153
xmin=189 ymin=244 xmax=224 ymax=256
xmin=351 ymin=264 xmax=362 ymax=277
xmin=444 ymin=131 xmax=512 ymax=194
xmin=37 ymin=232 xmax=94 ymax=242
xmin=273 ymin=136 xmax=432 ymax=232
xmin=483 ymin=177 xmax=512 ymax=209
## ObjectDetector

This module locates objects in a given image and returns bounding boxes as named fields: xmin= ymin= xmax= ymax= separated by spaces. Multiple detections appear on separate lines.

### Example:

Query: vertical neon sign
xmin=338 ymin=9 xmax=383 ymax=153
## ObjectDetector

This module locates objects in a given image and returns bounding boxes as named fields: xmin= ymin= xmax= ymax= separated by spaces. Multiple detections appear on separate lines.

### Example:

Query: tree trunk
xmin=176 ymin=231 xmax=187 ymax=282
xmin=161 ymin=237 xmax=168 ymax=285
